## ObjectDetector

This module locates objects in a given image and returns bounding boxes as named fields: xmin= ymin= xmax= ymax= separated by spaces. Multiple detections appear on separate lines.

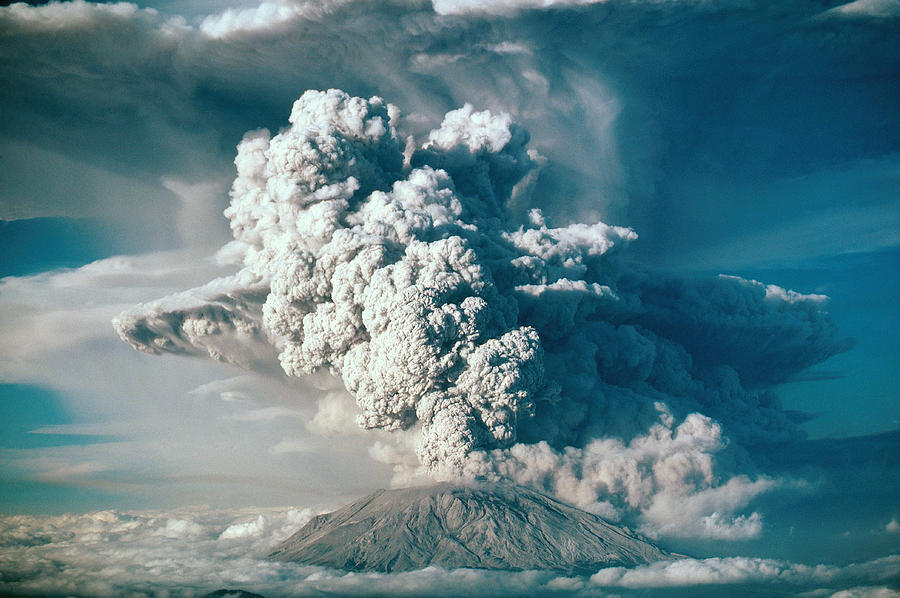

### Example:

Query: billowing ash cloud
xmin=115 ymin=89 xmax=846 ymax=535
xmin=114 ymin=269 xmax=276 ymax=371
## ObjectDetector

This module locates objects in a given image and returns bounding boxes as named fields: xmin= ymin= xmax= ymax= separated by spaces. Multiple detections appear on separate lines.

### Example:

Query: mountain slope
xmin=269 ymin=482 xmax=670 ymax=573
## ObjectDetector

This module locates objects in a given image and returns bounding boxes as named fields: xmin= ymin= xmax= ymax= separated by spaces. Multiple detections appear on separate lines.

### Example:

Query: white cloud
xmin=431 ymin=0 xmax=601 ymax=16
xmin=821 ymin=0 xmax=900 ymax=19
xmin=199 ymin=1 xmax=310 ymax=38
xmin=0 ymin=249 xmax=233 ymax=382
xmin=197 ymin=0 xmax=363 ymax=39
xmin=0 ymin=0 xmax=145 ymax=28
xmin=641 ymin=476 xmax=774 ymax=539
xmin=219 ymin=514 xmax=267 ymax=538
xmin=156 ymin=517 xmax=204 ymax=538
xmin=590 ymin=555 xmax=900 ymax=589
xmin=828 ymin=587 xmax=900 ymax=598
xmin=306 ymin=389 xmax=367 ymax=436
xmin=0 ymin=507 xmax=897 ymax=597
xmin=0 ymin=254 xmax=394 ymax=510
xmin=468 ymin=408 xmax=775 ymax=540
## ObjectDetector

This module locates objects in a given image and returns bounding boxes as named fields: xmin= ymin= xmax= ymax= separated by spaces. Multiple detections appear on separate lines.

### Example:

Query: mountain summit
xmin=269 ymin=482 xmax=670 ymax=573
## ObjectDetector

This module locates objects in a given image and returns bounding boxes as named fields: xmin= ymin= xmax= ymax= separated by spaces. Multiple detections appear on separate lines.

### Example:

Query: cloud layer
xmin=1 ymin=507 xmax=897 ymax=597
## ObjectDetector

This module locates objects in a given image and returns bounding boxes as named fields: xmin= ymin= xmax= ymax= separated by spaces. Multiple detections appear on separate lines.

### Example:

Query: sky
xmin=0 ymin=0 xmax=898 ymax=596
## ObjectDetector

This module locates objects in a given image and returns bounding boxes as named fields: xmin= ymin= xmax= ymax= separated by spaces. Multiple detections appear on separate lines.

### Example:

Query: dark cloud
xmin=2 ymin=0 xmax=896 ymax=265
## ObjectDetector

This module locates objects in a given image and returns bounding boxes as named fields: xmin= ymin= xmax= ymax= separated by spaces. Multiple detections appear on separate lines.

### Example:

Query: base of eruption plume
xmin=269 ymin=481 xmax=672 ymax=573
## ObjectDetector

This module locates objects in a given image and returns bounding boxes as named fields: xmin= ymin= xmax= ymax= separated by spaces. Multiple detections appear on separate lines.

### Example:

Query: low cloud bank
xmin=1 ymin=508 xmax=897 ymax=597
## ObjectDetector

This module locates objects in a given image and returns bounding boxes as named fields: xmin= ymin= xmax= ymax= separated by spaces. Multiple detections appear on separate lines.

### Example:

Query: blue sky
xmin=0 ymin=0 xmax=898 ymax=596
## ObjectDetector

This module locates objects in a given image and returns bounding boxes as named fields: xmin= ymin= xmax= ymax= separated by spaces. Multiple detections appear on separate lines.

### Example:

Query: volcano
xmin=269 ymin=481 xmax=671 ymax=573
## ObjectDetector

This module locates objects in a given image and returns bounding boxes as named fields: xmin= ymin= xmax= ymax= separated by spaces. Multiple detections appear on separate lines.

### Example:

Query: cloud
xmin=468 ymin=407 xmax=775 ymax=539
xmin=0 ymin=0 xmax=629 ymax=235
xmin=156 ymin=517 xmax=204 ymax=538
xmin=431 ymin=0 xmax=601 ymax=16
xmin=2 ymin=0 xmax=897 ymax=257
xmin=198 ymin=1 xmax=352 ymax=39
xmin=113 ymin=269 xmax=277 ymax=371
xmin=0 ymin=0 xmax=145 ymax=28
xmin=0 ymin=252 xmax=397 ymax=511
xmin=590 ymin=554 xmax=900 ymax=589
xmin=0 ymin=250 xmax=232 ymax=379
xmin=0 ymin=507 xmax=897 ymax=597
xmin=220 ymin=514 xmax=268 ymax=538
xmin=0 ymin=506 xmax=314 ymax=597
xmin=428 ymin=0 xmax=757 ymax=15
xmin=821 ymin=0 xmax=900 ymax=19
xmin=199 ymin=2 xmax=307 ymax=38
xmin=113 ymin=88 xmax=850 ymax=539
xmin=827 ymin=588 xmax=900 ymax=598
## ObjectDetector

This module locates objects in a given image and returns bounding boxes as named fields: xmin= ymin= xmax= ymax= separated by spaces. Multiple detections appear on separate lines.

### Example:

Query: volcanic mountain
xmin=269 ymin=482 xmax=671 ymax=573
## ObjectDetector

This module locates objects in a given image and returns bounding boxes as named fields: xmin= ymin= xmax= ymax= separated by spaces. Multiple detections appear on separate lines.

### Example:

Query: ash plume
xmin=115 ymin=89 xmax=846 ymax=536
